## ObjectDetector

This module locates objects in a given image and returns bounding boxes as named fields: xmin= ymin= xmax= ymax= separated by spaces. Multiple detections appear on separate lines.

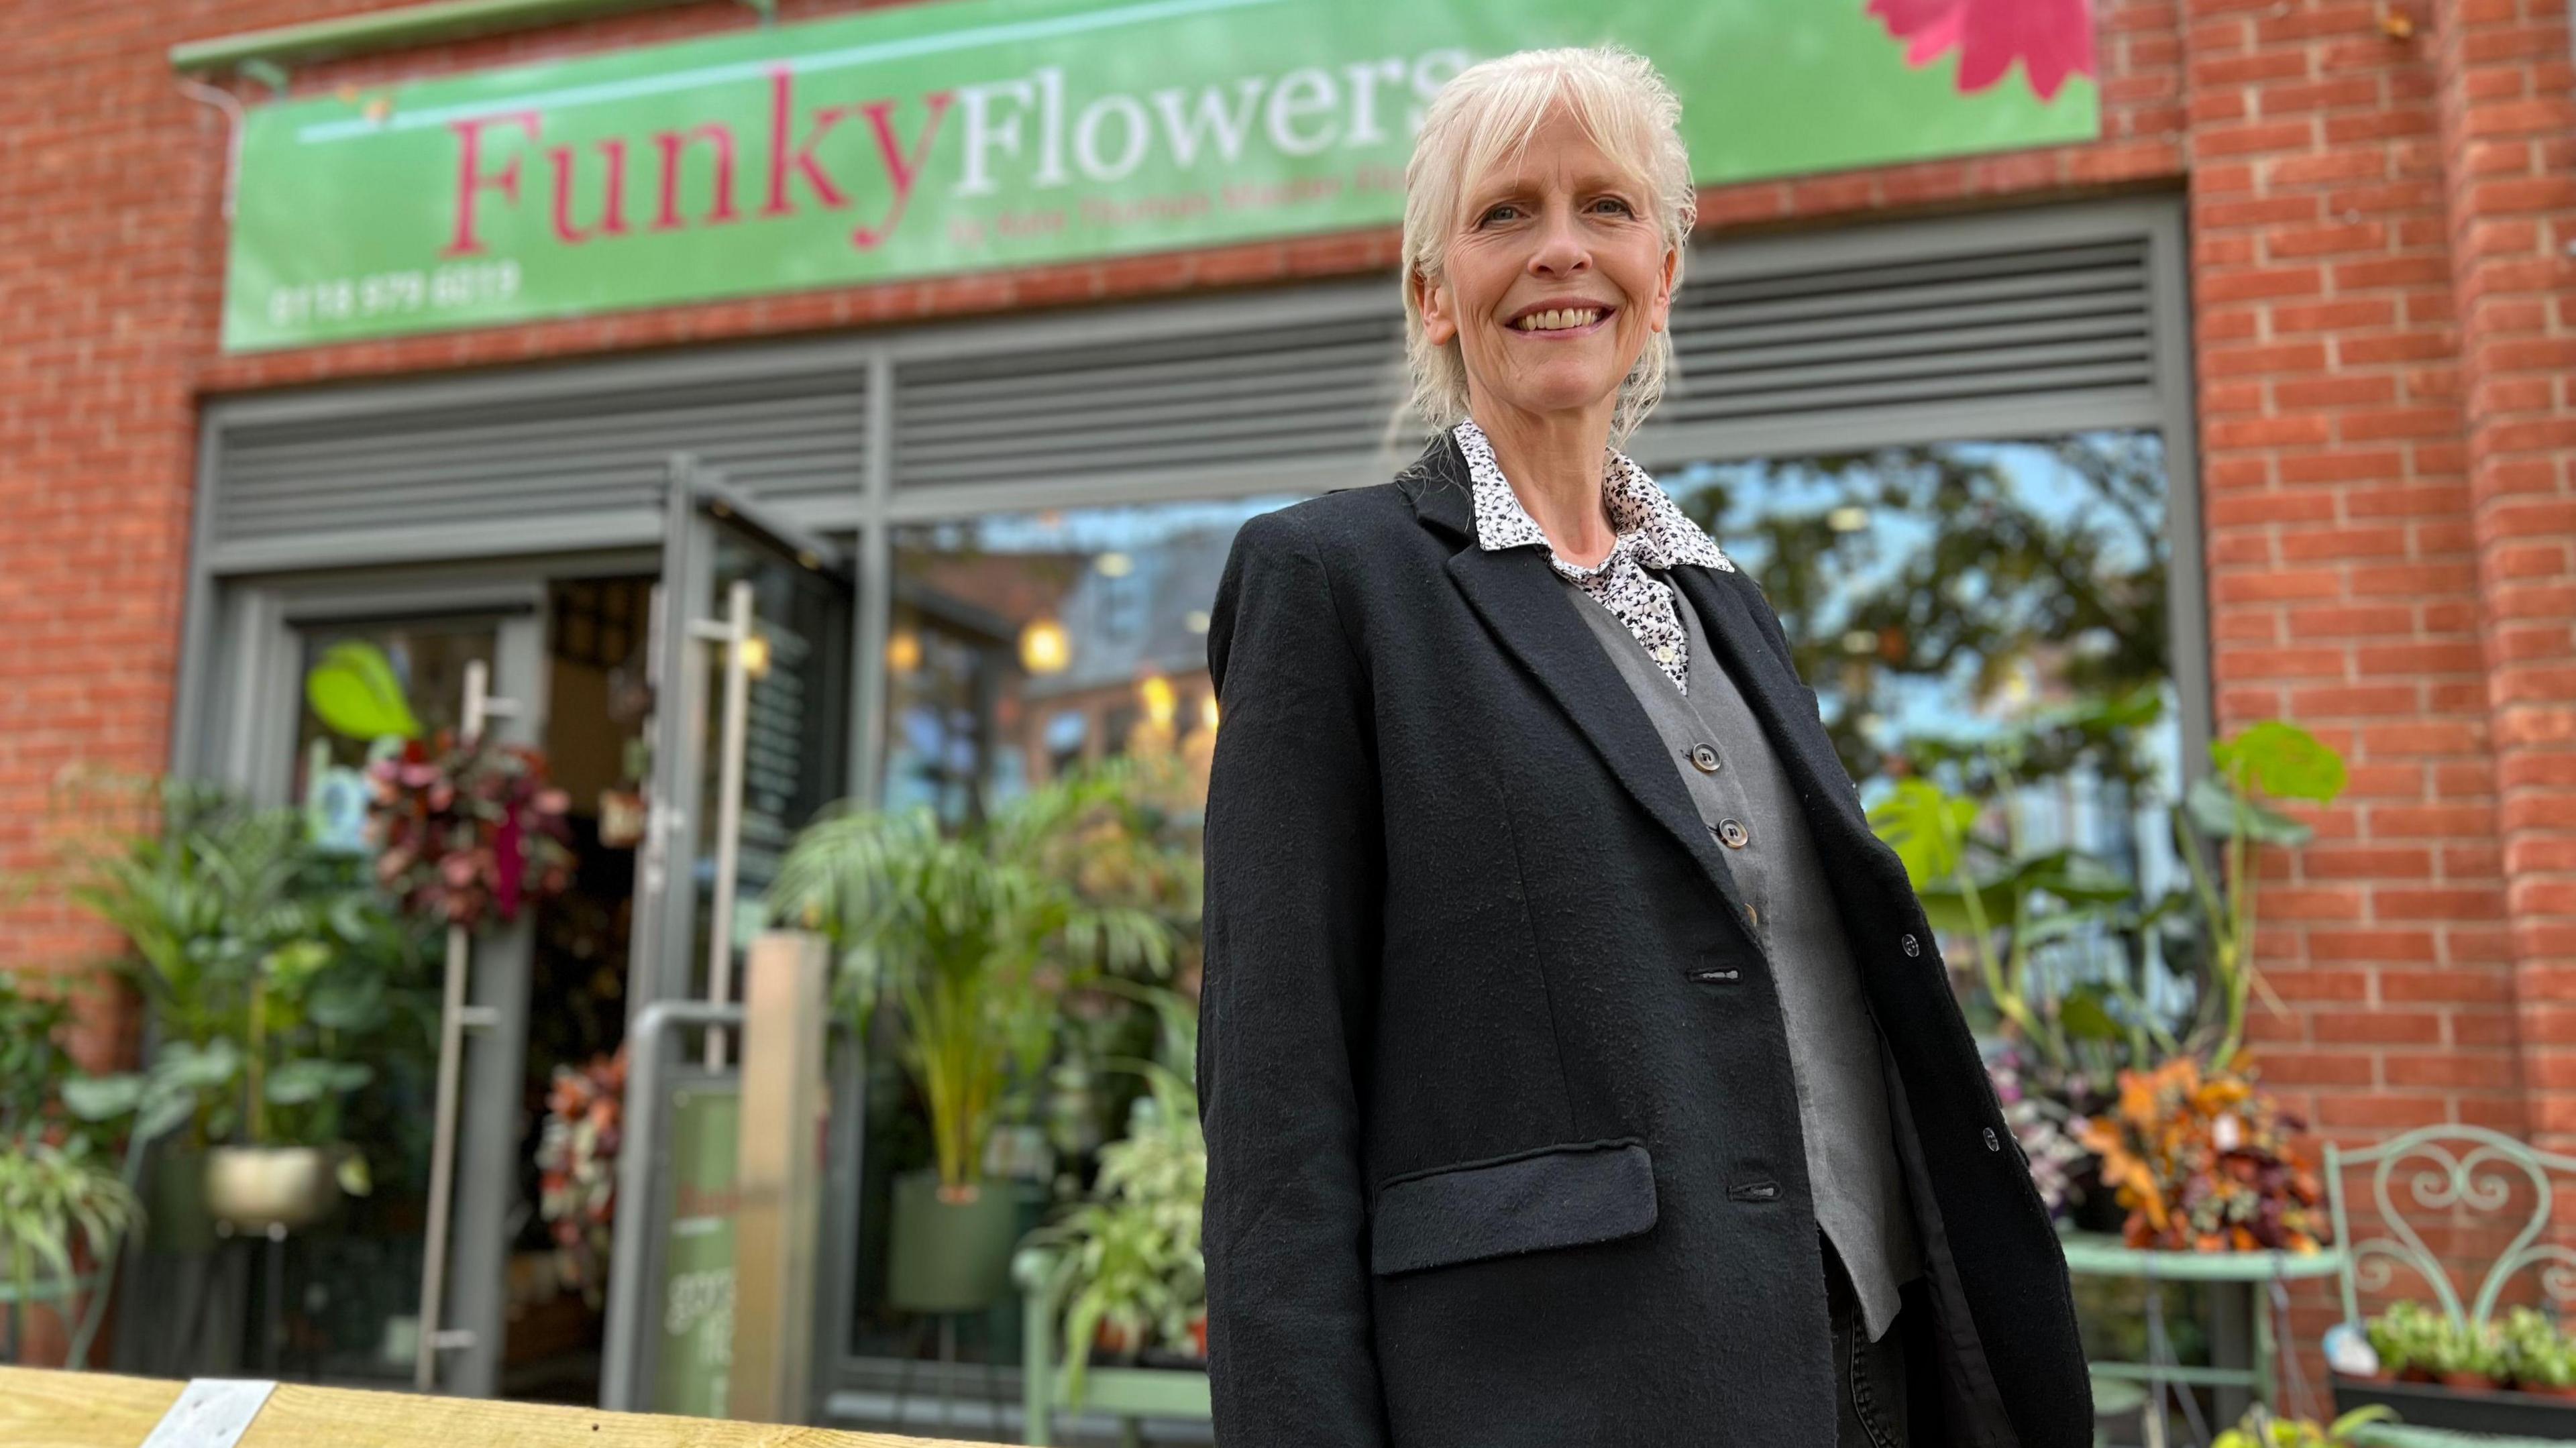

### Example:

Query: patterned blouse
xmin=1452 ymin=419 xmax=1735 ymax=693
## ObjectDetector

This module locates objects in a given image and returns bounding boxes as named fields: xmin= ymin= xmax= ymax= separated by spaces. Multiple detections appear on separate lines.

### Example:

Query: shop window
xmin=1652 ymin=429 xmax=2186 ymax=1017
xmin=882 ymin=496 xmax=1303 ymax=826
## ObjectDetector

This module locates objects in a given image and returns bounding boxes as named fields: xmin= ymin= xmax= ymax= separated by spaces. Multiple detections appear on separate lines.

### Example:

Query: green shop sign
xmin=223 ymin=0 xmax=2098 ymax=351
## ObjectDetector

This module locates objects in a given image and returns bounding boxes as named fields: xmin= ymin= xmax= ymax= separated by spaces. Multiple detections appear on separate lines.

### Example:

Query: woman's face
xmin=1415 ymin=108 xmax=1677 ymax=431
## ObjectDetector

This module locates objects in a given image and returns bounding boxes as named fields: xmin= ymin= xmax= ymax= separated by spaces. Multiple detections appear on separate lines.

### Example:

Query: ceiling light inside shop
xmin=741 ymin=632 xmax=773 ymax=679
xmin=1201 ymin=694 xmax=1220 ymax=732
xmin=1139 ymin=674 xmax=1176 ymax=728
xmin=1184 ymin=610 xmax=1210 ymax=634
xmin=886 ymin=628 xmax=922 ymax=674
xmin=1827 ymin=506 xmax=1871 ymax=533
xmin=1020 ymin=617 xmax=1071 ymax=674
xmin=1095 ymin=552 xmax=1133 ymax=577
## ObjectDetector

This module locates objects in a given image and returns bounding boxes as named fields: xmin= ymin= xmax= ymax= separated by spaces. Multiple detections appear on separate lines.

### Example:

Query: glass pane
xmin=884 ymin=496 xmax=1302 ymax=825
xmin=1652 ymin=431 xmax=2188 ymax=1020
xmin=686 ymin=530 xmax=849 ymax=1001
xmin=855 ymin=494 xmax=1297 ymax=1366
xmin=292 ymin=620 xmax=499 ymax=803
xmin=285 ymin=616 xmax=498 ymax=1384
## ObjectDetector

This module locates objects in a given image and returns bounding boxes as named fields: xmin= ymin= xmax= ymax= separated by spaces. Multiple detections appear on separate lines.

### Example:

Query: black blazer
xmin=1197 ymin=431 xmax=2090 ymax=1447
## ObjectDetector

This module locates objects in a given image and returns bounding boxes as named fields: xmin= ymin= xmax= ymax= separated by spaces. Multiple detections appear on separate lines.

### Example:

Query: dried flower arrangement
xmin=533 ymin=1048 xmax=625 ymax=1305
xmin=2074 ymin=1054 xmax=2329 ymax=1254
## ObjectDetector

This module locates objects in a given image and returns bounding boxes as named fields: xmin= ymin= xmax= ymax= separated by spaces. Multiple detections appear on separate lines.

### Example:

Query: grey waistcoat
xmin=1562 ymin=572 xmax=1923 ymax=1341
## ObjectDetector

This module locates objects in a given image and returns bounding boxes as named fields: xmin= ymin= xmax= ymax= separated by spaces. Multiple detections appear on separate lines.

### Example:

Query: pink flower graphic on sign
xmin=1866 ymin=0 xmax=2096 ymax=102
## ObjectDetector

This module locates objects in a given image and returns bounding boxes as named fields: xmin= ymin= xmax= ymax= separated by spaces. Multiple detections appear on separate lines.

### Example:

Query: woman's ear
xmin=1413 ymin=268 xmax=1457 ymax=347
xmin=1648 ymin=246 xmax=1678 ymax=335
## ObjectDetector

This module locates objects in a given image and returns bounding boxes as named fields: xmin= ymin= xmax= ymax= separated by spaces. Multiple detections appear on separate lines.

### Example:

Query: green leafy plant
xmin=1866 ymin=689 xmax=2157 ymax=1080
xmin=2213 ymin=1404 xmax=2398 ymax=1448
xmin=62 ymin=777 xmax=432 ymax=1160
xmin=2367 ymin=1300 xmax=2447 ymax=1378
xmin=2500 ymin=1307 xmax=2576 ymax=1390
xmin=0 ymin=1139 xmax=133 ymax=1345
xmin=2429 ymin=1314 xmax=2508 ymax=1382
xmin=2178 ymin=720 xmax=2348 ymax=1070
xmin=769 ymin=763 xmax=1179 ymax=1194
xmin=1871 ymin=715 xmax=2351 ymax=1085
xmin=303 ymin=640 xmax=423 ymax=743
xmin=1022 ymin=980 xmax=1206 ymax=1408
xmin=0 ymin=974 xmax=138 ymax=1362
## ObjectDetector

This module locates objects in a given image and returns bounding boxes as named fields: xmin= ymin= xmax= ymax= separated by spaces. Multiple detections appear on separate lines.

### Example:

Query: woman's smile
xmin=1504 ymin=302 xmax=1617 ymax=337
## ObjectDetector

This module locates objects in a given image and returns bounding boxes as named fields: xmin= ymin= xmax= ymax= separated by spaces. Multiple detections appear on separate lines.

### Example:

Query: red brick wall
xmin=5 ymin=0 xmax=2569 ymax=1402
xmin=2431 ymin=0 xmax=2576 ymax=1154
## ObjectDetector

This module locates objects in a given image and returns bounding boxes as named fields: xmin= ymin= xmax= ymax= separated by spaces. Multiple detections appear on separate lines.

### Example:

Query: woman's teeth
xmin=1511 ymin=307 xmax=1603 ymax=332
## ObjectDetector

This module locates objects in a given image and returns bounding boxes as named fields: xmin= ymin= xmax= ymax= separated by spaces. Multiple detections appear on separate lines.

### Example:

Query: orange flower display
xmin=2074 ymin=1056 xmax=2330 ymax=1254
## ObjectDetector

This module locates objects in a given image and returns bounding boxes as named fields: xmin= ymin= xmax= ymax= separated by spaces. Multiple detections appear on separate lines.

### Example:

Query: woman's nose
xmin=1526 ymin=207 xmax=1591 ymax=274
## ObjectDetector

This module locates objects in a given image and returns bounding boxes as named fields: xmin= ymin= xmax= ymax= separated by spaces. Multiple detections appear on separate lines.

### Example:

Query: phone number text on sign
xmin=265 ymin=260 xmax=523 ymax=331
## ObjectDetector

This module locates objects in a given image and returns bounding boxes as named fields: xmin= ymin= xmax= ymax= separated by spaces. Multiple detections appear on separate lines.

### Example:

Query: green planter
xmin=148 ymin=1142 xmax=218 ymax=1256
xmin=887 ymin=1169 xmax=1024 ymax=1314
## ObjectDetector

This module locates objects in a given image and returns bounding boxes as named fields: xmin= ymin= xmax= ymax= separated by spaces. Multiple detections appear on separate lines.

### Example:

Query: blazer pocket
xmin=1368 ymin=1139 xmax=1658 ymax=1277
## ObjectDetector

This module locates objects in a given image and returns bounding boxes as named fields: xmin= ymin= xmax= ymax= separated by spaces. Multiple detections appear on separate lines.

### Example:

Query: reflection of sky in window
xmin=1657 ymin=439 xmax=2165 ymax=760
xmin=943 ymin=497 xmax=1301 ymax=554
xmin=1661 ymin=436 xmax=2188 ymax=1019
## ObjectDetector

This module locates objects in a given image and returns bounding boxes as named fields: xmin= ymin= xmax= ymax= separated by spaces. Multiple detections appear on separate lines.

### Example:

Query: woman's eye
xmin=1592 ymin=197 xmax=1636 ymax=217
xmin=1479 ymin=203 xmax=1523 ymax=225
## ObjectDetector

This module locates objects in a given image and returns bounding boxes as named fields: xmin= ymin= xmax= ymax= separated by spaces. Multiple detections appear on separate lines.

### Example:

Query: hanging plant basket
xmin=366 ymin=731 xmax=575 ymax=932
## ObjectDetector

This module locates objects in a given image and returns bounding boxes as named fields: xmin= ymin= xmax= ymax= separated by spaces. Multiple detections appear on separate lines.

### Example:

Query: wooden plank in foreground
xmin=0 ymin=1367 xmax=975 ymax=1448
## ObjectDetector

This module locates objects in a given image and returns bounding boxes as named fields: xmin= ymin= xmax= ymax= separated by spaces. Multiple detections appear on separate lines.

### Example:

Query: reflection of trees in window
xmin=1664 ymin=431 xmax=2169 ymax=797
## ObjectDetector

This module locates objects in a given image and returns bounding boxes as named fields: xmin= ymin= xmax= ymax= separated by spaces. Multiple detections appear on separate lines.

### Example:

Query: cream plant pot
xmin=203 ymin=1146 xmax=341 ymax=1233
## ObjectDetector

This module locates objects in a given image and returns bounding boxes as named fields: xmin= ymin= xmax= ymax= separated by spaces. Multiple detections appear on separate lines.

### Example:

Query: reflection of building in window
xmin=885 ymin=500 xmax=1293 ymax=823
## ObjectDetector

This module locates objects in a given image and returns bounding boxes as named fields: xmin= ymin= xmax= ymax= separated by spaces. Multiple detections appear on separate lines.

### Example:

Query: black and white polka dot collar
xmin=1450 ymin=419 xmax=1733 ymax=574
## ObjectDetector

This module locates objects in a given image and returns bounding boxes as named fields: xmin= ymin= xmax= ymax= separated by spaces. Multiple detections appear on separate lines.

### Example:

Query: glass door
xmin=241 ymin=599 xmax=547 ymax=1403
xmin=632 ymin=460 xmax=854 ymax=1052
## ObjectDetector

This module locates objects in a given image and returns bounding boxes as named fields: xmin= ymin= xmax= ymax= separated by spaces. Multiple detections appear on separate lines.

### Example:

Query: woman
xmin=1197 ymin=46 xmax=2090 ymax=1448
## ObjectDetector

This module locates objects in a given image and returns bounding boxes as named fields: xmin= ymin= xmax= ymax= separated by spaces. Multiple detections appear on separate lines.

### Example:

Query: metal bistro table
xmin=2058 ymin=1226 xmax=2348 ymax=1438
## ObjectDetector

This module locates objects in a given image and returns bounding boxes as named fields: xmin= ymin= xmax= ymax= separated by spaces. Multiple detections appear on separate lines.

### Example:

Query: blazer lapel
xmin=1402 ymin=434 xmax=1761 ymax=948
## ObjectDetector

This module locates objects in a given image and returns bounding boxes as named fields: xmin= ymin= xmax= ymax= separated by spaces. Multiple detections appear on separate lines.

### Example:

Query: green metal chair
xmin=2322 ymin=1124 xmax=2576 ymax=1448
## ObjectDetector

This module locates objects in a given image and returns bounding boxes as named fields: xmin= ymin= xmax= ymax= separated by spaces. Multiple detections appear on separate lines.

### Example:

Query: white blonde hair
xmin=1400 ymin=46 xmax=1697 ymax=450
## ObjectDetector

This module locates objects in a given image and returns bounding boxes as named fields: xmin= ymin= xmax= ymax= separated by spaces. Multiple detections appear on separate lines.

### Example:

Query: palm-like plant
xmin=768 ymin=761 xmax=1181 ymax=1195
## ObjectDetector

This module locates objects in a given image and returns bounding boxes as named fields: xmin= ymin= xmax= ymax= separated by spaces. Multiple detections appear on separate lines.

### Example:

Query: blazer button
xmin=1900 ymin=933 xmax=1921 ymax=958
xmin=1715 ymin=818 xmax=1750 ymax=849
xmin=1688 ymin=743 xmax=1721 ymax=773
xmin=1983 ymin=1127 xmax=2002 ymax=1154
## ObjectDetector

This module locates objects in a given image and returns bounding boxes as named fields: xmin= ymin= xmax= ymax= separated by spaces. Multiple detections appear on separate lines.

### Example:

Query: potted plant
xmin=2339 ymin=1302 xmax=2576 ymax=1435
xmin=769 ymin=765 xmax=1179 ymax=1315
xmin=2214 ymin=1404 xmax=2396 ymax=1448
xmin=2500 ymin=1308 xmax=2576 ymax=1398
xmin=0 ymin=972 xmax=138 ymax=1364
xmin=2428 ymin=1315 xmax=2506 ymax=1392
xmin=66 ymin=779 xmax=427 ymax=1235
xmin=1019 ymin=981 xmax=1206 ymax=1408
xmin=2365 ymin=1300 xmax=2443 ymax=1383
